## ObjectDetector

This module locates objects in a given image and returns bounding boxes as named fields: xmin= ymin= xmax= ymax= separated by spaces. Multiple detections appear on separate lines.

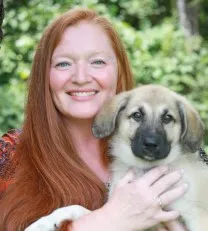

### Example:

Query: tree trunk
xmin=0 ymin=0 xmax=4 ymax=41
xmin=177 ymin=0 xmax=199 ymax=38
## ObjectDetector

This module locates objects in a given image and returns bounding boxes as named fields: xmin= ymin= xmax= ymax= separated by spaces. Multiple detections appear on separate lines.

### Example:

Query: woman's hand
xmin=156 ymin=220 xmax=187 ymax=231
xmin=102 ymin=166 xmax=188 ymax=231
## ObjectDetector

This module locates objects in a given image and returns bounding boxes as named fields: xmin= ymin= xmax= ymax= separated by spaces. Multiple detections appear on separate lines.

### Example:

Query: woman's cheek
xmin=49 ymin=69 xmax=68 ymax=90
xmin=49 ymin=69 xmax=58 ymax=89
xmin=96 ymin=67 xmax=118 ymax=89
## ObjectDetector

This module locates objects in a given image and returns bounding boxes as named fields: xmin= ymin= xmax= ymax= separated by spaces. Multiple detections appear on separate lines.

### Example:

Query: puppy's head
xmin=92 ymin=85 xmax=204 ymax=166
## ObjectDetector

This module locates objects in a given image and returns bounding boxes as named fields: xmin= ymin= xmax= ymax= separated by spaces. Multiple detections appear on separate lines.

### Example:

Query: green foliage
xmin=0 ymin=80 xmax=26 ymax=135
xmin=0 ymin=0 xmax=207 ymax=150
xmin=0 ymin=0 xmax=65 ymax=85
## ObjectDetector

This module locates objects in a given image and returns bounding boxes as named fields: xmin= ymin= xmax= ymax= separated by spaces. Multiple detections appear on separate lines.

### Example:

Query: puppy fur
xmin=92 ymin=84 xmax=207 ymax=231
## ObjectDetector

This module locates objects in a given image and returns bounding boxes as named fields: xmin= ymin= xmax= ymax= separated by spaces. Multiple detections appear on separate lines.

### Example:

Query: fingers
xmin=117 ymin=168 xmax=136 ymax=186
xmin=156 ymin=228 xmax=168 ymax=231
xmin=159 ymin=183 xmax=188 ymax=207
xmin=152 ymin=170 xmax=184 ymax=195
xmin=155 ymin=220 xmax=187 ymax=231
xmin=164 ymin=220 xmax=187 ymax=231
xmin=155 ymin=210 xmax=180 ymax=222
xmin=139 ymin=165 xmax=169 ymax=185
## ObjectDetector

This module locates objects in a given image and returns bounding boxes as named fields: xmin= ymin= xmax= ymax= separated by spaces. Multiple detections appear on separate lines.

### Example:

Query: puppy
xmin=92 ymin=84 xmax=207 ymax=231
xmin=26 ymin=85 xmax=207 ymax=231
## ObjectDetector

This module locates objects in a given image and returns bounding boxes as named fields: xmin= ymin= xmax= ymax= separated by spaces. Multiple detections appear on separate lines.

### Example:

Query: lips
xmin=68 ymin=91 xmax=98 ymax=96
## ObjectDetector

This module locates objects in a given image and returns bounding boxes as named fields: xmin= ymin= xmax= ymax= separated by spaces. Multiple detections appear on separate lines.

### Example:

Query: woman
xmin=0 ymin=8 xmax=187 ymax=231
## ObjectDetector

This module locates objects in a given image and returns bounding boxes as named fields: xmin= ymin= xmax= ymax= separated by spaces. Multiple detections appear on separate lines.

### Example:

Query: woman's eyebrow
xmin=87 ymin=51 xmax=116 ymax=57
xmin=51 ymin=53 xmax=76 ymax=60
xmin=51 ymin=51 xmax=115 ymax=60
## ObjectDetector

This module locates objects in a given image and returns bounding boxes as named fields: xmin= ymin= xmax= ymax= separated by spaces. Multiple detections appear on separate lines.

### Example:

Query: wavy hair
xmin=0 ymin=8 xmax=134 ymax=230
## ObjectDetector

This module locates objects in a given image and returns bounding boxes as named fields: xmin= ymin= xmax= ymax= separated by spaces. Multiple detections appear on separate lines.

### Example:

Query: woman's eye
xmin=55 ymin=62 xmax=71 ymax=68
xmin=91 ymin=60 xmax=106 ymax=65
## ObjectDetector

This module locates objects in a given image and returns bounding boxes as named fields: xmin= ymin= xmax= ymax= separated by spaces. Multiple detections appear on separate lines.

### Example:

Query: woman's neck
xmin=65 ymin=118 xmax=99 ymax=151
xmin=64 ymin=117 xmax=109 ymax=183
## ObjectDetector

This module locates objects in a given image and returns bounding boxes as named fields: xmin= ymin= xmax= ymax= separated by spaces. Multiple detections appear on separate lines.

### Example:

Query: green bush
xmin=0 ymin=80 xmax=26 ymax=135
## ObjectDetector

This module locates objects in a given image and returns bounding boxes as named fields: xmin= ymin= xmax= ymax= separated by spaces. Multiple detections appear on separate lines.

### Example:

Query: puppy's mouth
xmin=131 ymin=140 xmax=171 ymax=162
xmin=142 ymin=153 xmax=158 ymax=161
xmin=134 ymin=150 xmax=170 ymax=163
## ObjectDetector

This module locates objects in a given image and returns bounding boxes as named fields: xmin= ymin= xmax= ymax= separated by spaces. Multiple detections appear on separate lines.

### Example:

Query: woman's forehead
xmin=52 ymin=22 xmax=116 ymax=58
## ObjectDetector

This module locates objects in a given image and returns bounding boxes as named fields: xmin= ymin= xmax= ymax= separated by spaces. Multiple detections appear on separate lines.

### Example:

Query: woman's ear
xmin=177 ymin=99 xmax=204 ymax=153
xmin=92 ymin=91 xmax=131 ymax=139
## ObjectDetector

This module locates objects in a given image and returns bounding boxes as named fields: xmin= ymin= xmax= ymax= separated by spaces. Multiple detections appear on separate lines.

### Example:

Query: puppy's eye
xmin=131 ymin=112 xmax=142 ymax=122
xmin=163 ymin=114 xmax=174 ymax=124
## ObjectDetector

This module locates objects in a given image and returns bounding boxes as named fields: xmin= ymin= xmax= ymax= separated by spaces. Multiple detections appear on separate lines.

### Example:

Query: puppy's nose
xmin=143 ymin=136 xmax=160 ymax=153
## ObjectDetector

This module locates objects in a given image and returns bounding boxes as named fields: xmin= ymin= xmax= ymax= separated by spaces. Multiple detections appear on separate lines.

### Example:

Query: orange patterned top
xmin=0 ymin=129 xmax=21 ymax=194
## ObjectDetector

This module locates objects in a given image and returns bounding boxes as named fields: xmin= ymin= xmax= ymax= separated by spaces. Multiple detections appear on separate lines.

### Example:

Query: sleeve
xmin=0 ymin=129 xmax=22 ymax=194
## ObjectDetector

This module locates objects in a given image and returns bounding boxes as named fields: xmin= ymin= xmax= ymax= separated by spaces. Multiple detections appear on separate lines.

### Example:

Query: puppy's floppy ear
xmin=177 ymin=98 xmax=204 ymax=153
xmin=92 ymin=91 xmax=130 ymax=138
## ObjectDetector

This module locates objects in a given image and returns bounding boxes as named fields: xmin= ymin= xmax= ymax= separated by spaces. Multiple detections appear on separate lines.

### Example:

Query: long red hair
xmin=0 ymin=8 xmax=134 ymax=230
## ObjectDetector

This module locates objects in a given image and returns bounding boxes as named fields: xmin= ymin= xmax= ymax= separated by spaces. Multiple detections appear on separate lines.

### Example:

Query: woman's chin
xmin=63 ymin=110 xmax=99 ymax=121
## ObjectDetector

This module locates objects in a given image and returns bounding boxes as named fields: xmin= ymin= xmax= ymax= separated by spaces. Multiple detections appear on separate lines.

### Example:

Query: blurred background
xmin=0 ymin=0 xmax=207 ymax=149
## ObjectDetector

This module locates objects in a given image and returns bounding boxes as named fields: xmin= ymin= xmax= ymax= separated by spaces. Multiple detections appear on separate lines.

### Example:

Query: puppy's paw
xmin=25 ymin=205 xmax=91 ymax=231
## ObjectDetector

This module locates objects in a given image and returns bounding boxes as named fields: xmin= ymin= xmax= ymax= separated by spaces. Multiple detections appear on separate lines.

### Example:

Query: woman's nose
xmin=71 ymin=62 xmax=92 ymax=85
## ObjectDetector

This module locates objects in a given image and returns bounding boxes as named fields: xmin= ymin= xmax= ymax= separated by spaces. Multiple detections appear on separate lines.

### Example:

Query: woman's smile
xmin=67 ymin=90 xmax=99 ymax=101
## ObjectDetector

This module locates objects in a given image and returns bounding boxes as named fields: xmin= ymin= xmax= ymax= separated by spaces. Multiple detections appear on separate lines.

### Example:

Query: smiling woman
xmin=50 ymin=22 xmax=118 ymax=120
xmin=0 ymin=8 xmax=187 ymax=231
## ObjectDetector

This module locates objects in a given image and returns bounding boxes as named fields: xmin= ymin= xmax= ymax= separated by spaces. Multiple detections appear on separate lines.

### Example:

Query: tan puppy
xmin=92 ymin=84 xmax=207 ymax=231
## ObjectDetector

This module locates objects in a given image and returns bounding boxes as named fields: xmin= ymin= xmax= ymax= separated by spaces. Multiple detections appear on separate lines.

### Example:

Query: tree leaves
xmin=0 ymin=0 xmax=207 ymax=149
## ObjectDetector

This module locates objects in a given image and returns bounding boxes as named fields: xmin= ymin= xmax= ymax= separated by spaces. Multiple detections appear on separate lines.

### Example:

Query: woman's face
xmin=50 ymin=22 xmax=118 ymax=120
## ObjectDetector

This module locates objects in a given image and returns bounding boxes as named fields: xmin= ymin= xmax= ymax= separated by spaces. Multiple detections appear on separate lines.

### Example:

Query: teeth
xmin=70 ymin=91 xmax=97 ymax=96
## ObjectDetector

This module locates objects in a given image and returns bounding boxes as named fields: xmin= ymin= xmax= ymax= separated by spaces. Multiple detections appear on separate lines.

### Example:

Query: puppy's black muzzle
xmin=131 ymin=131 xmax=171 ymax=161
xmin=143 ymin=135 xmax=160 ymax=153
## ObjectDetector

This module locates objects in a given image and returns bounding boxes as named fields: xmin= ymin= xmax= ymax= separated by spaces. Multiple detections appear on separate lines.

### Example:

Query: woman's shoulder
xmin=0 ymin=129 xmax=22 ymax=193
